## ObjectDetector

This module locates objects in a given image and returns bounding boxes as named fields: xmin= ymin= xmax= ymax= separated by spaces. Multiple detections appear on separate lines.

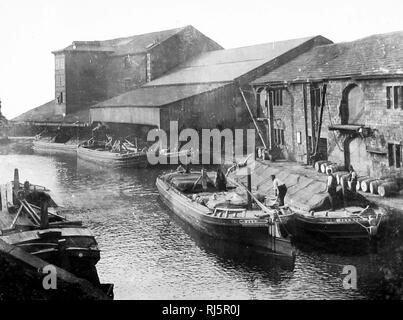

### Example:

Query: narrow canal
xmin=1 ymin=144 xmax=402 ymax=299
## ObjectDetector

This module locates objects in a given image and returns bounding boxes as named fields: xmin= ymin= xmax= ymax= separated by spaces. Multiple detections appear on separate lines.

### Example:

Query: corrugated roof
xmin=12 ymin=100 xmax=90 ymax=124
xmin=54 ymin=26 xmax=189 ymax=55
xmin=143 ymin=36 xmax=329 ymax=86
xmin=252 ymin=31 xmax=403 ymax=84
xmin=92 ymin=83 xmax=229 ymax=108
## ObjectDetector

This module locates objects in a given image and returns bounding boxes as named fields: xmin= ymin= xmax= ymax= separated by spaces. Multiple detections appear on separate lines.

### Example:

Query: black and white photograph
xmin=1 ymin=0 xmax=403 ymax=306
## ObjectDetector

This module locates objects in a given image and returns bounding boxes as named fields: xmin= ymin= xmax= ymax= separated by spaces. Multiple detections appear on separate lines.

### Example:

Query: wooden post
xmin=40 ymin=200 xmax=49 ymax=229
xmin=314 ymin=83 xmax=328 ymax=156
xmin=310 ymin=86 xmax=317 ymax=158
xmin=239 ymin=87 xmax=267 ymax=149
xmin=247 ymin=167 xmax=252 ymax=209
xmin=302 ymin=84 xmax=310 ymax=165
xmin=268 ymin=89 xmax=274 ymax=150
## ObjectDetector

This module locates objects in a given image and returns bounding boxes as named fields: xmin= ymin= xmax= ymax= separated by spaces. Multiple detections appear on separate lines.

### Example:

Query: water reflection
xmin=1 ymin=143 xmax=402 ymax=299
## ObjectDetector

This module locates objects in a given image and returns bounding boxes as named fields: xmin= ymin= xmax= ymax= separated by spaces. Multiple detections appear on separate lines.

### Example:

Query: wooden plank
xmin=10 ymin=205 xmax=23 ymax=229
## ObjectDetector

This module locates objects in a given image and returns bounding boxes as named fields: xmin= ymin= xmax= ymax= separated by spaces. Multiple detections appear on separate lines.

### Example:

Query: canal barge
xmin=33 ymin=138 xmax=79 ymax=154
xmin=156 ymin=171 xmax=294 ymax=257
xmin=0 ymin=170 xmax=106 ymax=288
xmin=289 ymin=199 xmax=385 ymax=243
xmin=231 ymin=160 xmax=386 ymax=247
xmin=77 ymin=143 xmax=148 ymax=168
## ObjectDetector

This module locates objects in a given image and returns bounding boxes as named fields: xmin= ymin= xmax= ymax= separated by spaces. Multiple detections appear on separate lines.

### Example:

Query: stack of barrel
xmin=313 ymin=160 xmax=401 ymax=197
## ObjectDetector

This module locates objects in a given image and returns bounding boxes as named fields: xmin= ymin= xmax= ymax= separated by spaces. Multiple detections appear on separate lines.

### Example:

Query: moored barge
xmin=33 ymin=139 xmax=79 ymax=154
xmin=0 ymin=169 xmax=111 ymax=293
xmin=156 ymin=170 xmax=294 ymax=257
xmin=77 ymin=144 xmax=148 ymax=168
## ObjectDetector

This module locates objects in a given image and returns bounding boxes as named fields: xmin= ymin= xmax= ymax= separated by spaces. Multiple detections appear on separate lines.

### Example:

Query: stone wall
xmin=257 ymin=78 xmax=403 ymax=178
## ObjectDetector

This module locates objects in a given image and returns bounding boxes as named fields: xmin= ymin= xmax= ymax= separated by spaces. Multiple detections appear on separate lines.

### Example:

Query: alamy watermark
xmin=40 ymin=264 xmax=57 ymax=290
xmin=146 ymin=121 xmax=256 ymax=166
xmin=342 ymin=265 xmax=357 ymax=290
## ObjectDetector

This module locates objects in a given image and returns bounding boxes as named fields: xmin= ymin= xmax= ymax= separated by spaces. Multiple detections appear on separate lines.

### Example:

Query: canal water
xmin=1 ymin=143 xmax=402 ymax=300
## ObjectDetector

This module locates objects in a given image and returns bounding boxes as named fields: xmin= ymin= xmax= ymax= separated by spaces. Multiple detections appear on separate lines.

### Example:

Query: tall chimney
xmin=13 ymin=168 xmax=20 ymax=192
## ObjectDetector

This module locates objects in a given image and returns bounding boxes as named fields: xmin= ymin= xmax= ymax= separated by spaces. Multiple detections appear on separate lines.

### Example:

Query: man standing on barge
xmin=271 ymin=174 xmax=287 ymax=207
xmin=326 ymin=169 xmax=337 ymax=210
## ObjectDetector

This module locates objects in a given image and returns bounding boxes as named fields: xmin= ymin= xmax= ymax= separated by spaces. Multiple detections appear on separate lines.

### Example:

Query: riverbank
xmin=241 ymin=159 xmax=403 ymax=214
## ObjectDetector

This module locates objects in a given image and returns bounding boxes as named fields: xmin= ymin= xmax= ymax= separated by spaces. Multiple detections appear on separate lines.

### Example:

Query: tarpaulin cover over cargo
xmin=231 ymin=160 xmax=334 ymax=212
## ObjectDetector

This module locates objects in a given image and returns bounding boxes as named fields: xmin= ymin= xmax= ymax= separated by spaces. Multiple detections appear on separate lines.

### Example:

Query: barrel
xmin=378 ymin=182 xmax=399 ymax=197
xmin=370 ymin=178 xmax=395 ymax=194
xmin=355 ymin=176 xmax=369 ymax=192
xmin=327 ymin=164 xmax=345 ymax=174
xmin=361 ymin=178 xmax=378 ymax=193
xmin=334 ymin=171 xmax=349 ymax=185
xmin=314 ymin=160 xmax=328 ymax=172
xmin=320 ymin=161 xmax=333 ymax=173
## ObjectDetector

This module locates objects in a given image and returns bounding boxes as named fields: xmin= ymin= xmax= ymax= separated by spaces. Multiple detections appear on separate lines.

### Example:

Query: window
xmin=55 ymin=56 xmax=65 ymax=70
xmin=269 ymin=89 xmax=283 ymax=106
xmin=396 ymin=145 xmax=401 ymax=168
xmin=387 ymin=86 xmax=392 ymax=109
xmin=274 ymin=128 xmax=285 ymax=145
xmin=310 ymin=85 xmax=321 ymax=107
xmin=123 ymin=55 xmax=131 ymax=69
xmin=386 ymin=86 xmax=403 ymax=109
xmin=388 ymin=143 xmax=394 ymax=166
xmin=394 ymin=87 xmax=399 ymax=109
xmin=297 ymin=131 xmax=302 ymax=144
xmin=388 ymin=143 xmax=402 ymax=168
xmin=55 ymin=74 xmax=65 ymax=87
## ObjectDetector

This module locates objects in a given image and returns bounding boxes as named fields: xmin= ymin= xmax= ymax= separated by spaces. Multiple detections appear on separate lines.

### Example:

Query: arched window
xmin=340 ymin=84 xmax=364 ymax=125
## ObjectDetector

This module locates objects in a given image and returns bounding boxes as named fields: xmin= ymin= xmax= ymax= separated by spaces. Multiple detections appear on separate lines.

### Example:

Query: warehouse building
xmin=13 ymin=25 xmax=222 ymax=128
xmin=251 ymin=31 xmax=403 ymax=178
xmin=90 ymin=35 xmax=332 ymax=143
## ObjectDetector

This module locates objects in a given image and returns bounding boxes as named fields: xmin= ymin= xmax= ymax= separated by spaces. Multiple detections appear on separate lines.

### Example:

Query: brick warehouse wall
xmin=64 ymin=51 xmax=109 ymax=114
xmin=57 ymin=27 xmax=222 ymax=117
xmin=104 ymin=54 xmax=147 ymax=98
xmin=262 ymin=78 xmax=403 ymax=179
xmin=54 ymin=53 xmax=66 ymax=115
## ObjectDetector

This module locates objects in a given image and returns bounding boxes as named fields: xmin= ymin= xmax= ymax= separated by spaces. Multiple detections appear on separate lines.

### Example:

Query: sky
xmin=1 ymin=0 xmax=403 ymax=119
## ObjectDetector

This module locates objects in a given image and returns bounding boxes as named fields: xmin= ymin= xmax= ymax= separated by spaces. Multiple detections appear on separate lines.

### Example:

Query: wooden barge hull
xmin=0 ymin=239 xmax=112 ymax=300
xmin=77 ymin=146 xmax=148 ymax=168
xmin=0 ymin=227 xmax=100 ymax=283
xmin=291 ymin=214 xmax=371 ymax=241
xmin=33 ymin=140 xmax=78 ymax=153
xmin=156 ymin=177 xmax=294 ymax=256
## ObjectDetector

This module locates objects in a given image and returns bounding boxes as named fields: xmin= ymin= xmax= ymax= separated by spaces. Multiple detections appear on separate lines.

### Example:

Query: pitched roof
xmin=252 ymin=31 xmax=403 ymax=84
xmin=92 ymin=83 xmax=229 ymax=108
xmin=143 ymin=36 xmax=331 ymax=86
xmin=54 ymin=26 xmax=189 ymax=55
xmin=11 ymin=100 xmax=90 ymax=125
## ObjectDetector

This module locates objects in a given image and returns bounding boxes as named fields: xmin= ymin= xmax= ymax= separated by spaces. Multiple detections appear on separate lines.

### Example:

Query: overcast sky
xmin=1 ymin=0 xmax=403 ymax=119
